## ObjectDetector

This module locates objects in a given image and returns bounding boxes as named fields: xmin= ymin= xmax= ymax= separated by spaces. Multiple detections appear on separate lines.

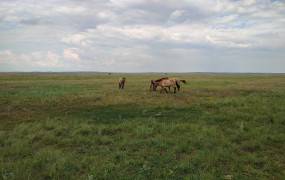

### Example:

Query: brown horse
xmin=150 ymin=77 xmax=169 ymax=91
xmin=118 ymin=77 xmax=126 ymax=89
xmin=151 ymin=78 xmax=186 ymax=93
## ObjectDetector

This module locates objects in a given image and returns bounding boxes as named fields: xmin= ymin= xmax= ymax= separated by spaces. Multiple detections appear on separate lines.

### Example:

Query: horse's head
xmin=150 ymin=80 xmax=158 ymax=91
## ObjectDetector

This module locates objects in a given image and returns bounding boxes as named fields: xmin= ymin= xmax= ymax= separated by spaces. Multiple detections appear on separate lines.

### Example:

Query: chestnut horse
xmin=150 ymin=78 xmax=186 ymax=93
xmin=150 ymin=77 xmax=169 ymax=91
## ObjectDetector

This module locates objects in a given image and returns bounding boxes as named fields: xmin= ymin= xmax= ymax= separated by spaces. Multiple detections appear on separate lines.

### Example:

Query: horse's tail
xmin=176 ymin=81 xmax=181 ymax=91
xmin=180 ymin=80 xmax=186 ymax=84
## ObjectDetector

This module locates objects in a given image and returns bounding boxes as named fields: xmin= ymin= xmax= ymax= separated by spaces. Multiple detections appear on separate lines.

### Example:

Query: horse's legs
xmin=164 ymin=88 xmax=168 ymax=93
xmin=174 ymin=87 xmax=176 ymax=94
xmin=176 ymin=81 xmax=180 ymax=91
xmin=160 ymin=87 xmax=166 ymax=93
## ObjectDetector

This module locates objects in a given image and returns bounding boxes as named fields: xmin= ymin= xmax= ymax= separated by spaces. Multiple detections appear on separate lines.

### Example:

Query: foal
xmin=118 ymin=77 xmax=126 ymax=89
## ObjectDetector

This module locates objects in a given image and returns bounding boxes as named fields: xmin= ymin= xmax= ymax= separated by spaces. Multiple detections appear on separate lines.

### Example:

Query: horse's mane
xmin=154 ymin=77 xmax=169 ymax=82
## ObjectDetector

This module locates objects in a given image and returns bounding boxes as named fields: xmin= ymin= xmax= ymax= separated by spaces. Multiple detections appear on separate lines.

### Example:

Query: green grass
xmin=0 ymin=73 xmax=284 ymax=179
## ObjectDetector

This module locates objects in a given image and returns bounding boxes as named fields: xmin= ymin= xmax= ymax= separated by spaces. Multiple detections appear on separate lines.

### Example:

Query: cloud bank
xmin=0 ymin=0 xmax=284 ymax=72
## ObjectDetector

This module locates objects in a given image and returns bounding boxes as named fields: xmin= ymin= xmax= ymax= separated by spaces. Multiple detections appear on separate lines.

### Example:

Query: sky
xmin=0 ymin=0 xmax=285 ymax=73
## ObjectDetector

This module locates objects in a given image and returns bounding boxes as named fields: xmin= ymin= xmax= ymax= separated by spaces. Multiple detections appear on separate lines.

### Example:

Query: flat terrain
xmin=0 ymin=73 xmax=284 ymax=179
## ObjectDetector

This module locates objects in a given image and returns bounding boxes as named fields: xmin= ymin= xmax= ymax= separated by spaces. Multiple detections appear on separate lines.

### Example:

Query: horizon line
xmin=0 ymin=71 xmax=285 ymax=74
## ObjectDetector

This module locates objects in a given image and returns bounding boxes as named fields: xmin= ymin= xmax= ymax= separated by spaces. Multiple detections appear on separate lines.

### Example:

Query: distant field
xmin=0 ymin=73 xmax=284 ymax=179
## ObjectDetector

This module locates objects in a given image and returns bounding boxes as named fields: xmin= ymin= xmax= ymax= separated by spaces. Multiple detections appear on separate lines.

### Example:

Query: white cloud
xmin=0 ymin=50 xmax=62 ymax=70
xmin=62 ymin=33 xmax=91 ymax=46
xmin=169 ymin=10 xmax=186 ymax=20
xmin=0 ymin=0 xmax=285 ymax=72
xmin=63 ymin=48 xmax=80 ymax=61
xmin=109 ymin=0 xmax=146 ymax=8
xmin=54 ymin=6 xmax=87 ymax=15
xmin=0 ymin=50 xmax=13 ymax=57
xmin=69 ymin=20 xmax=285 ymax=49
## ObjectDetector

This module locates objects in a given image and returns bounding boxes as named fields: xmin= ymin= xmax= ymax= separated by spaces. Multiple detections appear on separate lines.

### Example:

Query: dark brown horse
xmin=119 ymin=77 xmax=126 ymax=89
xmin=175 ymin=79 xmax=186 ymax=91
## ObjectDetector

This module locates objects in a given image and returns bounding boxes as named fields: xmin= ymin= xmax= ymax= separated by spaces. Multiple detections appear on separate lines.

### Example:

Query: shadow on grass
xmin=66 ymin=104 xmax=204 ymax=124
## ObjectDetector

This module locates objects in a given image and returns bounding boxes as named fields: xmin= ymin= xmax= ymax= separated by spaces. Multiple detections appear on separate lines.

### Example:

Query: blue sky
xmin=0 ymin=0 xmax=284 ymax=72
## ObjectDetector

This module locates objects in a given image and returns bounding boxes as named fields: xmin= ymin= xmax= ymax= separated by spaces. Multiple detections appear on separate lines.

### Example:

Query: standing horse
xmin=119 ymin=77 xmax=126 ymax=89
xmin=175 ymin=79 xmax=187 ymax=91
xmin=151 ymin=78 xmax=186 ymax=93
xmin=150 ymin=77 xmax=169 ymax=91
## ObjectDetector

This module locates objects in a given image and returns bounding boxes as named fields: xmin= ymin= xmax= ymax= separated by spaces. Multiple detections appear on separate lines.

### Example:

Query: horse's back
xmin=161 ymin=79 xmax=176 ymax=86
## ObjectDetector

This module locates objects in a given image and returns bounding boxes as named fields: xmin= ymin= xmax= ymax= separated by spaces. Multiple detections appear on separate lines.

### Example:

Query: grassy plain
xmin=0 ymin=73 xmax=284 ymax=179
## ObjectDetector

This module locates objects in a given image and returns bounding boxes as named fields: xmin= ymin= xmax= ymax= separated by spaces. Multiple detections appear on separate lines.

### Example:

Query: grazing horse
xmin=118 ymin=77 xmax=126 ymax=89
xmin=151 ymin=78 xmax=186 ymax=93
xmin=150 ymin=77 xmax=169 ymax=91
